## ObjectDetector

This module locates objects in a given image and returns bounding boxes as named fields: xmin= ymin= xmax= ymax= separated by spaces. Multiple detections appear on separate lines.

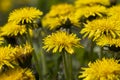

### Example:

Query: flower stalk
xmin=26 ymin=27 xmax=43 ymax=80
xmin=39 ymin=37 xmax=47 ymax=80
xmin=62 ymin=50 xmax=73 ymax=80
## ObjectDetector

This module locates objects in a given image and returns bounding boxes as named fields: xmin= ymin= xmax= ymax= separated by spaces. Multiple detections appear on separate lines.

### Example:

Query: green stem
xmin=62 ymin=51 xmax=73 ymax=80
xmin=26 ymin=28 xmax=43 ymax=80
xmin=90 ymin=40 xmax=94 ymax=60
xmin=39 ymin=49 xmax=47 ymax=79
xmin=39 ymin=29 xmax=47 ymax=80
xmin=68 ymin=53 xmax=73 ymax=80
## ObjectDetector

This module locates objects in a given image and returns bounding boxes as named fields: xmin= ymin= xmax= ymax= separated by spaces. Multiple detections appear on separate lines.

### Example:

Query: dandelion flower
xmin=0 ymin=45 xmax=15 ymax=70
xmin=96 ymin=35 xmax=112 ymax=47
xmin=1 ymin=22 xmax=26 ymax=36
xmin=42 ymin=17 xmax=63 ymax=30
xmin=0 ymin=67 xmax=35 ymax=80
xmin=8 ymin=7 xmax=43 ymax=24
xmin=74 ymin=5 xmax=107 ymax=20
xmin=43 ymin=31 xmax=82 ymax=54
xmin=14 ymin=42 xmax=33 ymax=58
xmin=80 ymin=18 xmax=120 ymax=40
xmin=75 ymin=0 xmax=110 ymax=8
xmin=79 ymin=58 xmax=120 ymax=80
xmin=42 ymin=3 xmax=79 ymax=30
xmin=13 ymin=42 xmax=33 ymax=68
xmin=96 ymin=35 xmax=120 ymax=47
xmin=47 ymin=4 xmax=74 ymax=17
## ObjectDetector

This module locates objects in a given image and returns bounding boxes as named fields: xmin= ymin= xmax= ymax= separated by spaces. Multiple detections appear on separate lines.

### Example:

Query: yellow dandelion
xmin=96 ymin=35 xmax=120 ymax=47
xmin=8 ymin=7 xmax=43 ymax=24
xmin=96 ymin=35 xmax=112 ymax=47
xmin=45 ymin=3 xmax=74 ymax=18
xmin=74 ymin=5 xmax=107 ymax=19
xmin=14 ymin=42 xmax=33 ymax=58
xmin=1 ymin=22 xmax=26 ymax=36
xmin=42 ymin=3 xmax=79 ymax=30
xmin=0 ymin=67 xmax=35 ymax=80
xmin=0 ymin=45 xmax=15 ymax=70
xmin=42 ymin=17 xmax=63 ymax=30
xmin=79 ymin=58 xmax=120 ymax=80
xmin=43 ymin=31 xmax=82 ymax=54
xmin=75 ymin=0 xmax=110 ymax=8
xmin=80 ymin=18 xmax=120 ymax=40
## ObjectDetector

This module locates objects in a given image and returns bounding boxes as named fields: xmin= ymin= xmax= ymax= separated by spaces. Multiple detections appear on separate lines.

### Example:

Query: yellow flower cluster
xmin=72 ymin=0 xmax=109 ymax=26
xmin=42 ymin=3 xmax=79 ymax=30
xmin=0 ymin=7 xmax=43 ymax=37
xmin=79 ymin=58 xmax=120 ymax=80
xmin=0 ymin=67 xmax=35 ymax=80
xmin=0 ymin=6 xmax=42 ymax=79
xmin=43 ymin=31 xmax=82 ymax=54
xmin=0 ymin=42 xmax=33 ymax=70
xmin=1 ymin=0 xmax=120 ymax=80
xmin=80 ymin=5 xmax=120 ymax=47
xmin=42 ymin=0 xmax=109 ymax=30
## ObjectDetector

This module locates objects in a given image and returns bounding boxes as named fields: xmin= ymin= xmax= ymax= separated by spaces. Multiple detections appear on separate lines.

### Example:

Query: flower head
xmin=96 ymin=35 xmax=120 ymax=47
xmin=14 ymin=42 xmax=33 ymax=58
xmin=80 ymin=18 xmax=120 ymax=40
xmin=79 ymin=58 xmax=120 ymax=80
xmin=8 ymin=7 xmax=43 ymax=24
xmin=42 ymin=3 xmax=79 ymax=30
xmin=0 ymin=67 xmax=35 ymax=80
xmin=0 ymin=45 xmax=15 ymax=70
xmin=43 ymin=31 xmax=82 ymax=54
xmin=74 ymin=5 xmax=107 ymax=20
xmin=1 ymin=22 xmax=26 ymax=36
xmin=46 ymin=3 xmax=74 ymax=17
xmin=96 ymin=35 xmax=111 ymax=47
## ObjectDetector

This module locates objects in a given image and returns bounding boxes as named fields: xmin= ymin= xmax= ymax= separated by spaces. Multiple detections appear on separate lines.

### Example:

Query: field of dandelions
xmin=2 ymin=0 xmax=120 ymax=80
